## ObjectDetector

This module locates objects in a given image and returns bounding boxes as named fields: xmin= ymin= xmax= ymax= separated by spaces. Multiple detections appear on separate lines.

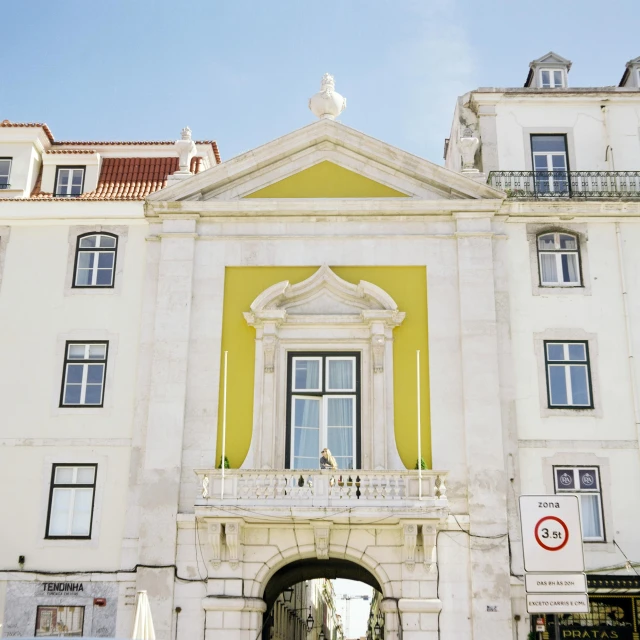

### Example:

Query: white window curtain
xmin=328 ymin=359 xmax=353 ymax=390
xmin=580 ymin=494 xmax=602 ymax=539
xmin=540 ymin=254 xmax=558 ymax=283
xmin=327 ymin=397 xmax=354 ymax=470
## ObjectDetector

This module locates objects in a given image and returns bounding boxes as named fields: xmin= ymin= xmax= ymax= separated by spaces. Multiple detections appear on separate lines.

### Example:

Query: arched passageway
xmin=262 ymin=559 xmax=383 ymax=640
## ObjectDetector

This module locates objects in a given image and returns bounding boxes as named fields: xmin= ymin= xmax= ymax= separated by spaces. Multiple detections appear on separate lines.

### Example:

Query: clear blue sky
xmin=1 ymin=0 xmax=637 ymax=164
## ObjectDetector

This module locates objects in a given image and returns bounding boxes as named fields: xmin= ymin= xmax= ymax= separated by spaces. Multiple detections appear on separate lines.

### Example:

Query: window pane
xmin=88 ymin=344 xmax=106 ymax=359
xmin=327 ymin=359 xmax=354 ymax=391
xmin=71 ymin=170 xmax=83 ymax=185
xmin=86 ymin=363 xmax=104 ymax=383
xmin=70 ymin=488 xmax=93 ymax=535
xmin=532 ymin=135 xmax=567 ymax=153
xmin=327 ymin=427 xmax=353 ymax=463
xmin=541 ymin=70 xmax=550 ymax=87
xmin=580 ymin=494 xmax=602 ymax=539
xmin=58 ymin=170 xmax=69 ymax=186
xmin=547 ymin=344 xmax=565 ymax=361
xmin=97 ymin=252 xmax=114 ymax=268
xmin=537 ymin=234 xmax=556 ymax=250
xmin=75 ymin=268 xmax=92 ymax=286
xmin=54 ymin=467 xmax=75 ymax=484
xmin=579 ymin=469 xmax=598 ymax=490
xmin=551 ymin=155 xmax=567 ymax=170
xmin=64 ymin=384 xmax=82 ymax=405
xmin=561 ymin=253 xmax=579 ymax=284
xmin=98 ymin=235 xmax=116 ymax=248
xmin=569 ymin=365 xmax=590 ymax=405
xmin=77 ymin=252 xmax=95 ymax=268
xmin=96 ymin=269 xmax=113 ymax=286
xmin=553 ymin=70 xmax=563 ymax=86
xmin=555 ymin=469 xmax=575 ymax=490
xmin=327 ymin=397 xmax=354 ymax=426
xmin=549 ymin=365 xmax=568 ymax=405
xmin=293 ymin=398 xmax=320 ymax=428
xmin=49 ymin=488 xmax=72 ymax=535
xmin=294 ymin=427 xmax=319 ymax=458
xmin=84 ymin=384 xmax=103 ymax=405
xmin=568 ymin=343 xmax=586 ymax=361
xmin=534 ymin=155 xmax=550 ymax=171
xmin=79 ymin=235 xmax=97 ymax=248
xmin=0 ymin=159 xmax=10 ymax=179
xmin=66 ymin=364 xmax=84 ymax=383
xmin=68 ymin=345 xmax=86 ymax=359
xmin=294 ymin=359 xmax=320 ymax=390
xmin=540 ymin=253 xmax=558 ymax=284
xmin=559 ymin=234 xmax=577 ymax=250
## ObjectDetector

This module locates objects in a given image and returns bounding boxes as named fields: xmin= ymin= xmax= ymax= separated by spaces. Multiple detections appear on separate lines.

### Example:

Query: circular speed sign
xmin=534 ymin=515 xmax=569 ymax=551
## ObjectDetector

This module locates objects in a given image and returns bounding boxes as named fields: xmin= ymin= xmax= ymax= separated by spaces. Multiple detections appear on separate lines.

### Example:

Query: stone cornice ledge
xmin=501 ymin=200 xmax=640 ymax=217
xmin=146 ymin=198 xmax=502 ymax=218
xmin=397 ymin=598 xmax=443 ymax=613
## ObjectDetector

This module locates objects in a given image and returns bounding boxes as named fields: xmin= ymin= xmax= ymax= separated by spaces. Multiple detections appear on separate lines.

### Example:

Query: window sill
xmin=541 ymin=405 xmax=602 ymax=418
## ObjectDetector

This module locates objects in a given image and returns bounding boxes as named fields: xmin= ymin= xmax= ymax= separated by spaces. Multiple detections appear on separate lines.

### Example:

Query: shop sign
xmin=525 ymin=573 xmax=587 ymax=594
xmin=527 ymin=594 xmax=590 ymax=614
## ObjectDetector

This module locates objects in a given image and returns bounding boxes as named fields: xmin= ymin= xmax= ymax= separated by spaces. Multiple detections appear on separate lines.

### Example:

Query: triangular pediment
xmin=244 ymin=161 xmax=408 ymax=198
xmin=147 ymin=119 xmax=504 ymax=203
xmin=530 ymin=51 xmax=572 ymax=69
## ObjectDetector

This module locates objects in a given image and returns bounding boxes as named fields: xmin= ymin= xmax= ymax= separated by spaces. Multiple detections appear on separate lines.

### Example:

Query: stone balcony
xmin=194 ymin=469 xmax=448 ymax=521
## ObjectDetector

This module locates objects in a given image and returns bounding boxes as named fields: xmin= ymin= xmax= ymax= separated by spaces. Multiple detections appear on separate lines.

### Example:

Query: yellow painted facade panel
xmin=243 ymin=161 xmax=408 ymax=198
xmin=217 ymin=266 xmax=430 ymax=469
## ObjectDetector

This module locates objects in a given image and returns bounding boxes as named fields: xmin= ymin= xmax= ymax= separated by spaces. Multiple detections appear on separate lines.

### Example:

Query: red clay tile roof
xmin=27 ymin=155 xmax=205 ymax=201
xmin=0 ymin=120 xmax=55 ymax=143
xmin=0 ymin=120 xmax=221 ymax=163
xmin=45 ymin=149 xmax=97 ymax=154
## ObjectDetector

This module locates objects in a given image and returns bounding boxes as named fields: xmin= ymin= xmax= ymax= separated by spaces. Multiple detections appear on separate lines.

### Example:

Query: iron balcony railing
xmin=0 ymin=183 xmax=10 ymax=190
xmin=488 ymin=171 xmax=640 ymax=199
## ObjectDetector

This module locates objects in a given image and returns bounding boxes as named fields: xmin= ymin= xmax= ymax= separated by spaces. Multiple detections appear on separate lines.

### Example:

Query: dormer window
xmin=0 ymin=158 xmax=11 ymax=189
xmin=540 ymin=69 xmax=564 ymax=88
xmin=55 ymin=167 xmax=85 ymax=197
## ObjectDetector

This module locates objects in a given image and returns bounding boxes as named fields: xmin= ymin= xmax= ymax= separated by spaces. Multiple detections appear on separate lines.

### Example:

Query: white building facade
xmin=0 ymin=56 xmax=639 ymax=640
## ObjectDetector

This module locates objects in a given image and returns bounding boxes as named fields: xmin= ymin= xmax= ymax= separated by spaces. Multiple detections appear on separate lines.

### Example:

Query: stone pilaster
xmin=137 ymin=217 xmax=197 ymax=638
xmin=455 ymin=214 xmax=512 ymax=640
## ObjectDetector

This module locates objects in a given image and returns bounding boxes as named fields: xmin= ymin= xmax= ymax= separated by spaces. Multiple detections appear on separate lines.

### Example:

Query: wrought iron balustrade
xmin=0 ymin=183 xmax=10 ymax=190
xmin=488 ymin=170 xmax=640 ymax=199
xmin=195 ymin=468 xmax=448 ymax=508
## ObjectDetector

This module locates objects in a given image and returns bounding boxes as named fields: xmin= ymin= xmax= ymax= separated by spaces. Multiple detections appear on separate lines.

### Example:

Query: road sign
xmin=526 ymin=594 xmax=589 ymax=614
xmin=525 ymin=573 xmax=587 ymax=594
xmin=520 ymin=495 xmax=584 ymax=572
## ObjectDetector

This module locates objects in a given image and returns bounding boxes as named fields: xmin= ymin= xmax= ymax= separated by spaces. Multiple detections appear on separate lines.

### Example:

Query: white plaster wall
xmin=504 ymin=217 xmax=640 ymax=575
xmin=0 ymin=218 xmax=148 ymax=570
xmin=494 ymin=99 xmax=640 ymax=171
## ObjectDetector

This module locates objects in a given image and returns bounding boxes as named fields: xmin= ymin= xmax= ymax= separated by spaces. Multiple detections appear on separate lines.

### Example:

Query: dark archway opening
xmin=262 ymin=559 xmax=383 ymax=640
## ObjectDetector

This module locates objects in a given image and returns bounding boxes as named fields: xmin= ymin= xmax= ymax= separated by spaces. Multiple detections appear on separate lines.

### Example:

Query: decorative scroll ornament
xmin=208 ymin=521 xmax=222 ymax=568
xmin=313 ymin=526 xmax=331 ymax=560
xmin=225 ymin=522 xmax=241 ymax=568
xmin=403 ymin=524 xmax=418 ymax=570
xmin=202 ymin=475 xmax=209 ymax=499
xmin=263 ymin=335 xmax=277 ymax=373
xmin=422 ymin=523 xmax=437 ymax=573
xmin=309 ymin=73 xmax=347 ymax=120
xmin=372 ymin=335 xmax=385 ymax=373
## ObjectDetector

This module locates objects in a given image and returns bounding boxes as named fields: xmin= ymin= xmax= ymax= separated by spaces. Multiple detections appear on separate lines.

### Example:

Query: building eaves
xmin=0 ymin=120 xmax=54 ymax=143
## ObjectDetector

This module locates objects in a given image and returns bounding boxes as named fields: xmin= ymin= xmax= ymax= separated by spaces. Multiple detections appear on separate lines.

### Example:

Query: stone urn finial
xmin=459 ymin=127 xmax=480 ymax=173
xmin=309 ymin=73 xmax=346 ymax=120
xmin=174 ymin=125 xmax=196 ymax=175
xmin=181 ymin=126 xmax=192 ymax=141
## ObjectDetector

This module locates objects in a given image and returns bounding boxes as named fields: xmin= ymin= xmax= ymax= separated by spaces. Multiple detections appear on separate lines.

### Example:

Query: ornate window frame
xmin=243 ymin=265 xmax=406 ymax=471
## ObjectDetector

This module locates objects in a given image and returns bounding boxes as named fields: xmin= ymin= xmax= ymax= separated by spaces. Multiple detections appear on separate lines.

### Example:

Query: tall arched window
xmin=73 ymin=233 xmax=118 ymax=288
xmin=537 ymin=232 xmax=581 ymax=287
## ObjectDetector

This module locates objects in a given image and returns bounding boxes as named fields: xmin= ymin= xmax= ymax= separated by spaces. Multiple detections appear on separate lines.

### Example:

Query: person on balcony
xmin=320 ymin=448 xmax=338 ymax=470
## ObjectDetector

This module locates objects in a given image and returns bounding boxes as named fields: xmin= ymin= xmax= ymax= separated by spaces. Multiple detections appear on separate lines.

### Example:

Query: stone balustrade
xmin=194 ymin=469 xmax=448 ymax=509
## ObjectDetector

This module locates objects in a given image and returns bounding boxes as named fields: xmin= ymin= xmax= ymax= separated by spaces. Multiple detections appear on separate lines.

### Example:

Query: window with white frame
xmin=60 ymin=342 xmax=108 ymax=407
xmin=537 ymin=232 xmax=581 ymax=286
xmin=73 ymin=233 xmax=118 ymax=287
xmin=540 ymin=69 xmax=564 ymax=88
xmin=45 ymin=464 xmax=97 ymax=538
xmin=554 ymin=466 xmax=604 ymax=541
xmin=545 ymin=341 xmax=592 ymax=408
xmin=55 ymin=167 xmax=85 ymax=197
xmin=531 ymin=134 xmax=569 ymax=194
xmin=0 ymin=158 xmax=11 ymax=189
xmin=287 ymin=352 xmax=360 ymax=470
